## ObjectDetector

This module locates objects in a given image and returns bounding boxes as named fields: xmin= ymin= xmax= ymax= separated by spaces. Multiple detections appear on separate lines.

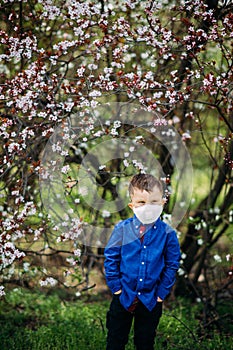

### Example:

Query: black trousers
xmin=106 ymin=294 xmax=162 ymax=350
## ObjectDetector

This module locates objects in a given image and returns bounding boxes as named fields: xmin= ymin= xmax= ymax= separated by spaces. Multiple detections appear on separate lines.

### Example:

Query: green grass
xmin=0 ymin=288 xmax=232 ymax=350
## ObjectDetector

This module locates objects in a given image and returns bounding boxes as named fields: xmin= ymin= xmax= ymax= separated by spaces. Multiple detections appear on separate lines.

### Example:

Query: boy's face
xmin=128 ymin=185 xmax=164 ymax=210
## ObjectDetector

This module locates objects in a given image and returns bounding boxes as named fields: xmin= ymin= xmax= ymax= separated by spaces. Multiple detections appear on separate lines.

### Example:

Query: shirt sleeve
xmin=104 ymin=224 xmax=123 ymax=293
xmin=156 ymin=228 xmax=181 ymax=300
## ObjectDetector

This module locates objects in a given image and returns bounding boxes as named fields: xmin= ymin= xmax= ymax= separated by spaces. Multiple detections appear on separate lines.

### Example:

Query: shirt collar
xmin=132 ymin=214 xmax=160 ymax=230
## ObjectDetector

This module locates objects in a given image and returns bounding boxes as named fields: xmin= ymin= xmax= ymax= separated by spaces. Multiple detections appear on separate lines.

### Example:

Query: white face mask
xmin=133 ymin=204 xmax=163 ymax=224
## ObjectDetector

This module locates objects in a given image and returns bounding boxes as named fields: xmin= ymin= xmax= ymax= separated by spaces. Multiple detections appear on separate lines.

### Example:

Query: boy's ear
xmin=128 ymin=202 xmax=133 ymax=210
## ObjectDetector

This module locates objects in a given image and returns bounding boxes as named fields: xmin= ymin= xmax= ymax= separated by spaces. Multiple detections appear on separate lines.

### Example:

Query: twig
xmin=165 ymin=312 xmax=200 ymax=344
xmin=96 ymin=316 xmax=105 ymax=334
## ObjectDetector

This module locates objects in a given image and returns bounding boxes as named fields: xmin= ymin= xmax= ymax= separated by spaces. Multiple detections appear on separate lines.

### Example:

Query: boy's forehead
xmin=131 ymin=186 xmax=162 ymax=198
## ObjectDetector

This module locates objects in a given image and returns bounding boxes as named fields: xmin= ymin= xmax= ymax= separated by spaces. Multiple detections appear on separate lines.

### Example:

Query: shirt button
xmin=138 ymin=292 xmax=141 ymax=295
xmin=144 ymin=245 xmax=146 ymax=249
xmin=136 ymin=225 xmax=139 ymax=228
xmin=140 ymin=278 xmax=143 ymax=281
xmin=141 ymin=262 xmax=145 ymax=265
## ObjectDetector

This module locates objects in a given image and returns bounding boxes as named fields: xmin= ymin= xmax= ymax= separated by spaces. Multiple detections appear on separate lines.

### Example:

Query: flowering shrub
xmin=0 ymin=0 xmax=232 ymax=298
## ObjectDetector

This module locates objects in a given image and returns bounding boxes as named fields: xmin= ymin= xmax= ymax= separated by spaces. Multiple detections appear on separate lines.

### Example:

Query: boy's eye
xmin=136 ymin=201 xmax=145 ymax=206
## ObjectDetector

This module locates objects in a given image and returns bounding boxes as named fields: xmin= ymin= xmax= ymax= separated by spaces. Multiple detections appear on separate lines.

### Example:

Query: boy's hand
xmin=114 ymin=290 xmax=122 ymax=295
xmin=157 ymin=297 xmax=163 ymax=302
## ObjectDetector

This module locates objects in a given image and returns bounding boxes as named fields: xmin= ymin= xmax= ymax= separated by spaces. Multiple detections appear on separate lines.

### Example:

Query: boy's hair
xmin=128 ymin=174 xmax=163 ymax=196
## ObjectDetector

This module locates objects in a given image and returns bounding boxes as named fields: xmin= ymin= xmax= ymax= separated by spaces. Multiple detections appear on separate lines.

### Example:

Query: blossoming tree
xmin=0 ymin=0 xmax=232 ymax=304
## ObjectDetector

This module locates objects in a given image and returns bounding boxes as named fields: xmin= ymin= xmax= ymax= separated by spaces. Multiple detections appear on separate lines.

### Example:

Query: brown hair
xmin=128 ymin=174 xmax=163 ymax=197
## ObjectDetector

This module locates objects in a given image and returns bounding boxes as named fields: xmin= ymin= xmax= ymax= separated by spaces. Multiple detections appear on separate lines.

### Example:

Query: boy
xmin=104 ymin=174 xmax=181 ymax=350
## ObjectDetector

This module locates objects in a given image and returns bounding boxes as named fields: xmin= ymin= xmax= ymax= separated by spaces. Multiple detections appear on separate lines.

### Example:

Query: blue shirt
xmin=104 ymin=216 xmax=181 ymax=311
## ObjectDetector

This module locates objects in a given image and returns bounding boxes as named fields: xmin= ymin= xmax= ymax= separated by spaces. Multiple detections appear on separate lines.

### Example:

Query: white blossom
xmin=213 ymin=254 xmax=222 ymax=263
xmin=39 ymin=277 xmax=58 ymax=287
xmin=102 ymin=210 xmax=111 ymax=218
xmin=0 ymin=286 xmax=5 ymax=297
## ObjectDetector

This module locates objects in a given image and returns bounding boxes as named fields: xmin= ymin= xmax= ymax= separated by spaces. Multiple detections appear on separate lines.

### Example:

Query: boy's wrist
xmin=157 ymin=296 xmax=163 ymax=302
xmin=114 ymin=289 xmax=122 ymax=295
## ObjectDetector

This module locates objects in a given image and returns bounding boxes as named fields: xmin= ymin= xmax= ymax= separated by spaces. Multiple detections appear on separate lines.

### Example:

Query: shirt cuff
xmin=107 ymin=280 xmax=122 ymax=294
xmin=156 ymin=286 xmax=169 ymax=300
